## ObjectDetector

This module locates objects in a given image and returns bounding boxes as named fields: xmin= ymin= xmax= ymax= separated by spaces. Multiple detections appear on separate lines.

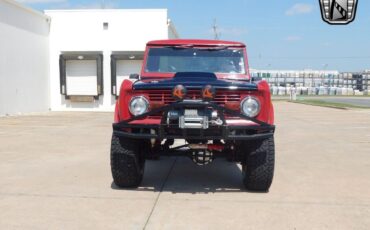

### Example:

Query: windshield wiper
xmin=165 ymin=45 xmax=229 ymax=51
xmin=202 ymin=46 xmax=228 ymax=51
xmin=224 ymin=77 xmax=250 ymax=82
xmin=165 ymin=44 xmax=195 ymax=49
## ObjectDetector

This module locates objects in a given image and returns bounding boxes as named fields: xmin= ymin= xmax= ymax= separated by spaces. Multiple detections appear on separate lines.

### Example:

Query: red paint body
xmin=114 ymin=39 xmax=274 ymax=127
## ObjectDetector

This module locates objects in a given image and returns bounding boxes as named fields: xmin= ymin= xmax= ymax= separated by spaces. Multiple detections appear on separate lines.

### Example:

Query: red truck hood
xmin=133 ymin=72 xmax=257 ymax=91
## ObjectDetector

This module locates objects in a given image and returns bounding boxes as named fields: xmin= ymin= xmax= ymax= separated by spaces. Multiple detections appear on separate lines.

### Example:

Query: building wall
xmin=46 ymin=9 xmax=177 ymax=112
xmin=0 ymin=0 xmax=50 ymax=116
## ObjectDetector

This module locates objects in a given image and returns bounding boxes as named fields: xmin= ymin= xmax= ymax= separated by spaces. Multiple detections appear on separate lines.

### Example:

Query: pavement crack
xmin=143 ymin=157 xmax=178 ymax=230
xmin=0 ymin=192 xmax=154 ymax=201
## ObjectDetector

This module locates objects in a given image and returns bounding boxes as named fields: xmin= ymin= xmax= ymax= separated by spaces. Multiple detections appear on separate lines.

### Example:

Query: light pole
xmin=212 ymin=19 xmax=220 ymax=40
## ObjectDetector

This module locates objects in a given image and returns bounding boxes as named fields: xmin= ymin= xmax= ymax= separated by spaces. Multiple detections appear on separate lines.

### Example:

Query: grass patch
xmin=272 ymin=98 xmax=289 ymax=102
xmin=291 ymin=99 xmax=370 ymax=109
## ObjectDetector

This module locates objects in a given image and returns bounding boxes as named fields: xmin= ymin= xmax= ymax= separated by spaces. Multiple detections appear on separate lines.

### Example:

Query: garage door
xmin=66 ymin=60 xmax=98 ymax=96
xmin=116 ymin=60 xmax=142 ymax=95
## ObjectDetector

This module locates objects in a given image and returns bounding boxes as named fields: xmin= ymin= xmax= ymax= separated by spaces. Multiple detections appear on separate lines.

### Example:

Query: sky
xmin=17 ymin=0 xmax=370 ymax=71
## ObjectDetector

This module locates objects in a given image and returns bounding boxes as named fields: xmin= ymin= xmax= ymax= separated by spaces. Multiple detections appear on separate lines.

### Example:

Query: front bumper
xmin=113 ymin=100 xmax=275 ymax=140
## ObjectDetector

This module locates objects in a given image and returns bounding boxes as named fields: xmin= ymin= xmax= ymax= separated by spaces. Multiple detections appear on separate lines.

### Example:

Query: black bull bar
xmin=113 ymin=100 xmax=275 ymax=140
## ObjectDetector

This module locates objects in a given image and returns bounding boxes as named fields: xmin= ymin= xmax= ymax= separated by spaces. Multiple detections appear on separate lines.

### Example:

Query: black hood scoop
xmin=133 ymin=72 xmax=257 ymax=91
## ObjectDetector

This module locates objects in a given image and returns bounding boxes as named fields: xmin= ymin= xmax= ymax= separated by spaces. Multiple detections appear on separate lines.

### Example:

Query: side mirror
xmin=129 ymin=73 xmax=140 ymax=80
xmin=251 ymin=76 xmax=262 ymax=82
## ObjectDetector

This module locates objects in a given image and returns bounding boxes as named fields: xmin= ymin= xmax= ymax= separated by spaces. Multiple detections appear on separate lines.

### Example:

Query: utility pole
xmin=212 ymin=19 xmax=220 ymax=40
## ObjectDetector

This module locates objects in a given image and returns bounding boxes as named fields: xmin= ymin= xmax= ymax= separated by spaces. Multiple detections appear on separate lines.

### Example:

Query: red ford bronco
xmin=111 ymin=39 xmax=275 ymax=191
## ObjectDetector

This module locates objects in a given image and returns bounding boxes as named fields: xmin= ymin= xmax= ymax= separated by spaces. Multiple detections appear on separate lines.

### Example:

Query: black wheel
xmin=242 ymin=137 xmax=275 ymax=192
xmin=110 ymin=135 xmax=145 ymax=188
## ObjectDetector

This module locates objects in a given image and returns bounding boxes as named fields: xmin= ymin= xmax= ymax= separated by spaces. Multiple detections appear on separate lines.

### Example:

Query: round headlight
xmin=129 ymin=96 xmax=149 ymax=116
xmin=241 ymin=96 xmax=261 ymax=117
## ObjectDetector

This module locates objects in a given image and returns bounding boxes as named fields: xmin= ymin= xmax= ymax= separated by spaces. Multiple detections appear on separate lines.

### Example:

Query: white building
xmin=0 ymin=0 xmax=178 ymax=116
xmin=46 ymin=9 xmax=178 ymax=112
xmin=0 ymin=0 xmax=50 ymax=116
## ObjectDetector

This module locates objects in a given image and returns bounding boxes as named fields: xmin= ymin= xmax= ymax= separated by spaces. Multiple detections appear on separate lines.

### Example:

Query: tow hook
xmin=210 ymin=118 xmax=223 ymax=126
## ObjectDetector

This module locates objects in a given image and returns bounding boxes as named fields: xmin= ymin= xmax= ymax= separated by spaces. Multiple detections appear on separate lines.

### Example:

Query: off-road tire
xmin=242 ymin=137 xmax=275 ymax=192
xmin=110 ymin=135 xmax=145 ymax=188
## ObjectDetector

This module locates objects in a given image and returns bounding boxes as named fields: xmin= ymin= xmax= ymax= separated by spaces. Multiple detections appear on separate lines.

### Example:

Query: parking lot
xmin=0 ymin=102 xmax=370 ymax=229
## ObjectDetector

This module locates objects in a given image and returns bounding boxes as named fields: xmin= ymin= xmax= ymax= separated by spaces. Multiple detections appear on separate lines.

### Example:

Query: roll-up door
xmin=66 ymin=60 xmax=98 ymax=96
xmin=59 ymin=53 xmax=103 ymax=99
xmin=116 ymin=60 xmax=142 ymax=95
xmin=111 ymin=52 xmax=144 ymax=97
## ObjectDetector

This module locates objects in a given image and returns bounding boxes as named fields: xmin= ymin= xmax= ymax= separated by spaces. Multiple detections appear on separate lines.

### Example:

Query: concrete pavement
xmin=0 ymin=102 xmax=370 ymax=229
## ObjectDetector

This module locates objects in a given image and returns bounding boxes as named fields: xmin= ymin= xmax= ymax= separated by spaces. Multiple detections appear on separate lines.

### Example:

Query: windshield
xmin=145 ymin=47 xmax=246 ymax=74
